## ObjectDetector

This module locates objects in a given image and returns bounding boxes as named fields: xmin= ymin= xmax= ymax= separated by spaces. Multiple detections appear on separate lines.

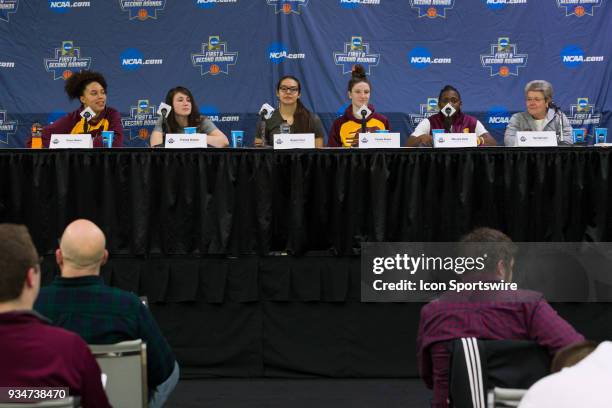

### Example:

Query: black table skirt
xmin=12 ymin=148 xmax=612 ymax=378
xmin=2 ymin=147 xmax=611 ymax=256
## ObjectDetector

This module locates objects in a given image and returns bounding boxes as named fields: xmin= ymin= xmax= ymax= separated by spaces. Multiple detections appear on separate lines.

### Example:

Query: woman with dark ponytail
xmin=327 ymin=64 xmax=390 ymax=147
xmin=254 ymin=75 xmax=325 ymax=147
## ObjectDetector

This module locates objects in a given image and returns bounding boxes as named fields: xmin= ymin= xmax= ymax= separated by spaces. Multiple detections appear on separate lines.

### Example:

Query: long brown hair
xmin=277 ymin=75 xmax=315 ymax=133
xmin=164 ymin=86 xmax=203 ymax=133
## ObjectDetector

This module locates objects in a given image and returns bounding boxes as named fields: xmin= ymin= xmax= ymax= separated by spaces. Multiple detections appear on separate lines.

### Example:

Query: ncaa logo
xmin=62 ymin=41 xmax=74 ymax=56
xmin=486 ymin=106 xmax=511 ymax=130
xmin=560 ymin=44 xmax=584 ymax=68
xmin=408 ymin=47 xmax=433 ymax=69
xmin=267 ymin=42 xmax=305 ymax=63
xmin=498 ymin=37 xmax=510 ymax=51
xmin=120 ymin=48 xmax=144 ymax=71
xmin=408 ymin=47 xmax=452 ymax=69
xmin=209 ymin=36 xmax=220 ymax=50
xmin=427 ymin=98 xmax=438 ymax=112
xmin=268 ymin=42 xmax=288 ymax=63
xmin=351 ymin=36 xmax=363 ymax=51
xmin=138 ymin=99 xmax=149 ymax=112
xmin=195 ymin=0 xmax=237 ymax=9
xmin=577 ymin=98 xmax=589 ymax=112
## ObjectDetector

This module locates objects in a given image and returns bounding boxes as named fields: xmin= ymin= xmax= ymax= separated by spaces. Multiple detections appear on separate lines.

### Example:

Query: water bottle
xmin=31 ymin=123 xmax=43 ymax=149
xmin=279 ymin=122 xmax=290 ymax=134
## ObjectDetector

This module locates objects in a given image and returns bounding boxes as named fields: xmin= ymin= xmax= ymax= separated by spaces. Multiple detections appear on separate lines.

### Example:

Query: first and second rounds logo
xmin=266 ymin=0 xmax=308 ymax=14
xmin=191 ymin=35 xmax=238 ymax=75
xmin=481 ymin=37 xmax=528 ymax=77
xmin=334 ymin=36 xmax=380 ymax=75
xmin=119 ymin=0 xmax=166 ymax=20
xmin=44 ymin=41 xmax=92 ymax=80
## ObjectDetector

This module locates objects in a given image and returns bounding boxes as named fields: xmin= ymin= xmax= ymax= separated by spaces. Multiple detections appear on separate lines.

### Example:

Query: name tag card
xmin=164 ymin=133 xmax=207 ymax=148
xmin=433 ymin=133 xmax=477 ymax=148
xmin=273 ymin=133 xmax=315 ymax=149
xmin=515 ymin=131 xmax=557 ymax=147
xmin=49 ymin=134 xmax=92 ymax=149
xmin=358 ymin=132 xmax=401 ymax=149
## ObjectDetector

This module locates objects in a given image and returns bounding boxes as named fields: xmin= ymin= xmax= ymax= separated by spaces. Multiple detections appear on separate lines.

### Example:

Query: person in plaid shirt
xmin=35 ymin=219 xmax=179 ymax=408
xmin=416 ymin=227 xmax=585 ymax=408
xmin=0 ymin=224 xmax=110 ymax=408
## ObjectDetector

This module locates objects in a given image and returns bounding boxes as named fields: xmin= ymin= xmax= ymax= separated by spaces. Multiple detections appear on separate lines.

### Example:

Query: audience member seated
xmin=35 ymin=219 xmax=179 ymax=408
xmin=0 ymin=224 xmax=110 ymax=408
xmin=519 ymin=340 xmax=609 ymax=407
xmin=416 ymin=227 xmax=585 ymax=408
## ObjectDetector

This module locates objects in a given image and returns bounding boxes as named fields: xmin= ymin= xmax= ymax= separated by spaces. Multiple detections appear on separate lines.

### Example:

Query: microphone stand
xmin=161 ymin=111 xmax=168 ymax=146
xmin=260 ymin=113 xmax=268 ymax=147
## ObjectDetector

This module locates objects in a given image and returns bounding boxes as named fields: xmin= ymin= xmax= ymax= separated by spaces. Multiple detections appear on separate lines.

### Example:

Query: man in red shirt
xmin=416 ymin=227 xmax=584 ymax=408
xmin=0 ymin=224 xmax=110 ymax=408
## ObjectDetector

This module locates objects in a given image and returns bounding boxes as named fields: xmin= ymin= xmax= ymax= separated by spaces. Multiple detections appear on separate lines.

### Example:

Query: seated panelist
xmin=27 ymin=70 xmax=124 ymax=148
xmin=504 ymin=80 xmax=573 ymax=146
xmin=255 ymin=75 xmax=325 ymax=147
xmin=327 ymin=64 xmax=390 ymax=147
xmin=150 ymin=86 xmax=229 ymax=147
xmin=407 ymin=85 xmax=496 ymax=147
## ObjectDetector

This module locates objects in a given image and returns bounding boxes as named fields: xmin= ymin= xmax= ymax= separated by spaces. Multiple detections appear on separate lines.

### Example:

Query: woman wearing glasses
xmin=504 ymin=80 xmax=573 ymax=146
xmin=407 ymin=84 xmax=496 ymax=147
xmin=254 ymin=75 xmax=325 ymax=147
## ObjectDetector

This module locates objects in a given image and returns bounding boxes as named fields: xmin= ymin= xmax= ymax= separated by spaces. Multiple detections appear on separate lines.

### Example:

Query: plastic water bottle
xmin=31 ymin=123 xmax=43 ymax=149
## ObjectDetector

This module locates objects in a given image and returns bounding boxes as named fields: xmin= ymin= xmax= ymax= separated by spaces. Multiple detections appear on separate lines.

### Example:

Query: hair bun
xmin=351 ymin=64 xmax=367 ymax=80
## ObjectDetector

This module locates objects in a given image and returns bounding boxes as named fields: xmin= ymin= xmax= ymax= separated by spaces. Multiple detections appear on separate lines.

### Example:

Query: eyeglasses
xmin=526 ymin=97 xmax=545 ymax=102
xmin=279 ymin=86 xmax=299 ymax=94
xmin=440 ymin=97 xmax=460 ymax=104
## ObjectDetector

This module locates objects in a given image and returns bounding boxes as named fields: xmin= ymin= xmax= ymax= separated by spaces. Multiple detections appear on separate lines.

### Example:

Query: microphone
xmin=80 ymin=107 xmax=96 ymax=135
xmin=441 ymin=103 xmax=456 ymax=133
xmin=547 ymin=101 xmax=568 ymax=145
xmin=259 ymin=103 xmax=275 ymax=120
xmin=258 ymin=103 xmax=275 ymax=146
xmin=157 ymin=102 xmax=172 ymax=145
xmin=357 ymin=105 xmax=371 ymax=134
xmin=548 ymin=101 xmax=560 ymax=112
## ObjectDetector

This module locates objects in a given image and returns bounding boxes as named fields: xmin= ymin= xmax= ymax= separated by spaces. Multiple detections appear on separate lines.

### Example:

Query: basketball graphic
xmin=499 ymin=66 xmax=510 ymax=77
xmin=138 ymin=8 xmax=148 ymax=20
xmin=210 ymin=64 xmax=221 ymax=75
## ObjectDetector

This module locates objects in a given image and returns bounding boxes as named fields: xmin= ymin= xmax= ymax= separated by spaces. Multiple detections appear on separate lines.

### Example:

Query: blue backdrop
xmin=0 ymin=0 xmax=610 ymax=147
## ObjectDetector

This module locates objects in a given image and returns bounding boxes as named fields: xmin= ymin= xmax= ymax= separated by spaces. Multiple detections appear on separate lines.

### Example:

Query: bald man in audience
xmin=0 ymin=223 xmax=110 ymax=407
xmin=35 ymin=219 xmax=179 ymax=408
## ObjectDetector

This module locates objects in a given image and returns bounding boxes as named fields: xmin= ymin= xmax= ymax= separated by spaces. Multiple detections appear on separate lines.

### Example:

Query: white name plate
xmin=164 ymin=133 xmax=207 ymax=148
xmin=49 ymin=134 xmax=92 ymax=149
xmin=358 ymin=132 xmax=401 ymax=148
xmin=433 ymin=133 xmax=477 ymax=148
xmin=273 ymin=133 xmax=315 ymax=149
xmin=515 ymin=131 xmax=558 ymax=147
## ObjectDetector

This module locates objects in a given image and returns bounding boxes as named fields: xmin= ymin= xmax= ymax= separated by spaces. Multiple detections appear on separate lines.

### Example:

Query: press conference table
xmin=3 ymin=147 xmax=612 ymax=377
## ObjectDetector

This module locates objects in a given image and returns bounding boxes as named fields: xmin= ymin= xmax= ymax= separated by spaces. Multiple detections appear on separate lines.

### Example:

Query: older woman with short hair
xmin=504 ymin=80 xmax=573 ymax=146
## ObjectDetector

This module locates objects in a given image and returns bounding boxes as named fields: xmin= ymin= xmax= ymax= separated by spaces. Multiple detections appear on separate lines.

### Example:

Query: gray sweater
xmin=504 ymin=109 xmax=573 ymax=146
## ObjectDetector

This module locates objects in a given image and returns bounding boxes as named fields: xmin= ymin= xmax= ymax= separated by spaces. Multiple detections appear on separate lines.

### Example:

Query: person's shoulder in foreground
xmin=519 ymin=341 xmax=611 ymax=408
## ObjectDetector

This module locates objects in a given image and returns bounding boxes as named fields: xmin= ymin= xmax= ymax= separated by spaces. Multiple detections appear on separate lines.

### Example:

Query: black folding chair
xmin=448 ymin=338 xmax=551 ymax=408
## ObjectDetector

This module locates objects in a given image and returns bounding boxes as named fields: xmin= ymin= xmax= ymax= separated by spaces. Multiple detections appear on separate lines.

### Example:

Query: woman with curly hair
xmin=28 ymin=70 xmax=123 ymax=148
